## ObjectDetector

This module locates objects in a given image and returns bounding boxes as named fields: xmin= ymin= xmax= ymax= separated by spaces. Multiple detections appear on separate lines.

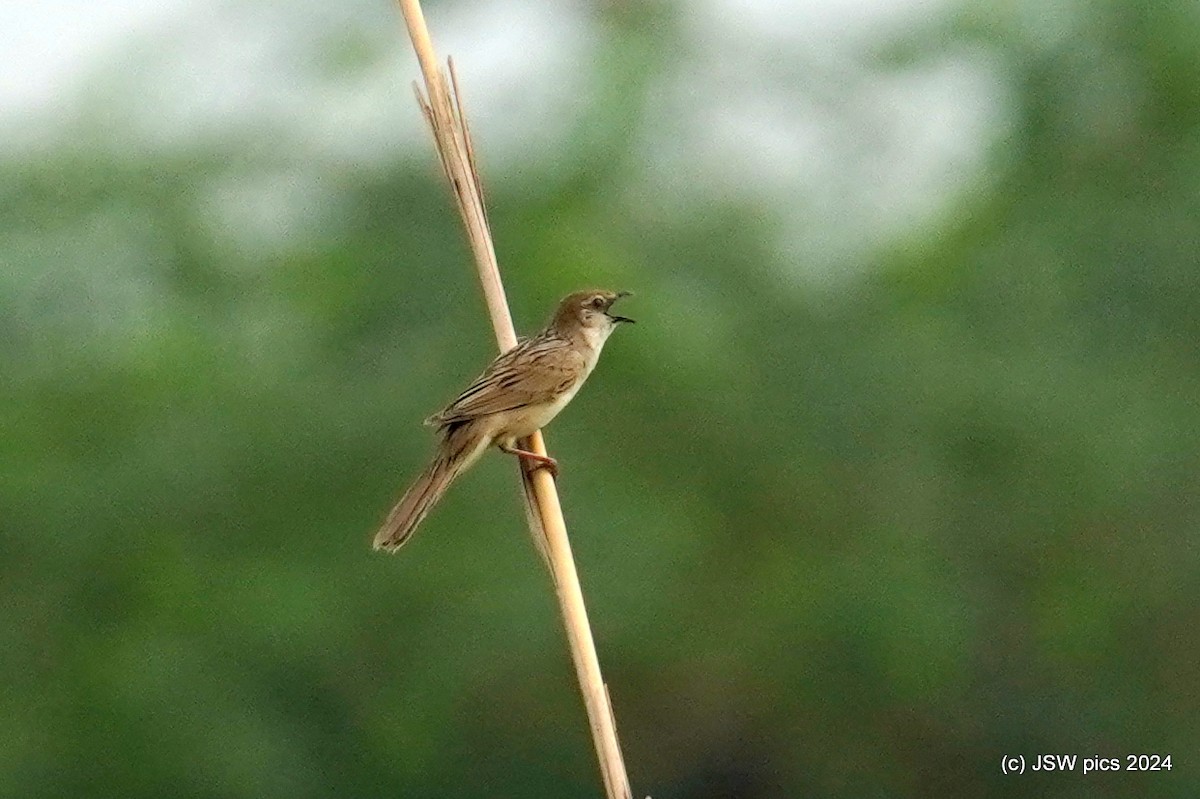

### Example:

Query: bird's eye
xmin=589 ymin=296 xmax=605 ymax=308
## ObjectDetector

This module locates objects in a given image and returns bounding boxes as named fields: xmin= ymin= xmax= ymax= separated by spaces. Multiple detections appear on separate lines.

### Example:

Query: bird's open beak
xmin=607 ymin=291 xmax=635 ymax=324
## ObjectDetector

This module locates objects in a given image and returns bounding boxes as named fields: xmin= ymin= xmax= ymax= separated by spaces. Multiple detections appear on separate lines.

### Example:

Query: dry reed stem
xmin=392 ymin=2 xmax=633 ymax=798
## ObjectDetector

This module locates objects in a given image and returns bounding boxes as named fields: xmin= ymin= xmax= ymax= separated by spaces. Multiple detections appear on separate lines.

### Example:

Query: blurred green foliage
xmin=2 ymin=1 xmax=1198 ymax=798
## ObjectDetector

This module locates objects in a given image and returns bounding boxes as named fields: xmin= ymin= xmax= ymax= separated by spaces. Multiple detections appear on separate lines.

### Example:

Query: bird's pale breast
xmin=493 ymin=332 xmax=607 ymax=440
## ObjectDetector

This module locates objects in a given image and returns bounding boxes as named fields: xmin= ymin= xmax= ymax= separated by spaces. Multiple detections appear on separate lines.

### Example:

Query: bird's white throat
xmin=579 ymin=321 xmax=616 ymax=355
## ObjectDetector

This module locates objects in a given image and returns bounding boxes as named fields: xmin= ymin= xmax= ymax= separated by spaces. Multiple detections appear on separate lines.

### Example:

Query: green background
xmin=3 ymin=1 xmax=1197 ymax=797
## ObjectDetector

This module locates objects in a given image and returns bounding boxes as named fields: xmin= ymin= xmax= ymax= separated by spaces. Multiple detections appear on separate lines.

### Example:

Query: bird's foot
xmin=500 ymin=444 xmax=559 ymax=478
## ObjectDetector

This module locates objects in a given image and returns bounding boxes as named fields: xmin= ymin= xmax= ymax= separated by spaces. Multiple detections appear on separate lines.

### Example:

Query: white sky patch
xmin=641 ymin=0 xmax=1011 ymax=282
xmin=0 ymin=0 xmax=188 ymax=129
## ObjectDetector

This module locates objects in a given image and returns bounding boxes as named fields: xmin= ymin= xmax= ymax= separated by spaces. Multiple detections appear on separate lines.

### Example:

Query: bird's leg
xmin=498 ymin=441 xmax=559 ymax=478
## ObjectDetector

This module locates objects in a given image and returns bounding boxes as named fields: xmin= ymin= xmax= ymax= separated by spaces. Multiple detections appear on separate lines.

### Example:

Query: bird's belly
xmin=495 ymin=381 xmax=583 ymax=440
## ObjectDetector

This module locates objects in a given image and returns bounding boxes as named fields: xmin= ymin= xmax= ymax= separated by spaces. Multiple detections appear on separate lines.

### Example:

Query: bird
xmin=372 ymin=289 xmax=634 ymax=552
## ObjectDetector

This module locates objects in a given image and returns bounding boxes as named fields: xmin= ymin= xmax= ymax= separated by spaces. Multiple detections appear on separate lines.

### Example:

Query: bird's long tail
xmin=373 ymin=423 xmax=489 ymax=552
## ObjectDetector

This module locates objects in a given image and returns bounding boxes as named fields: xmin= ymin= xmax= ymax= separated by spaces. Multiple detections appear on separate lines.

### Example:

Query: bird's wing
xmin=429 ymin=336 xmax=582 ymax=425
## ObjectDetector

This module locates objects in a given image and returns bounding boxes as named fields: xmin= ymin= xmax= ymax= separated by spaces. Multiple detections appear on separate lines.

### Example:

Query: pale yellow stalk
xmin=392 ymin=3 xmax=634 ymax=798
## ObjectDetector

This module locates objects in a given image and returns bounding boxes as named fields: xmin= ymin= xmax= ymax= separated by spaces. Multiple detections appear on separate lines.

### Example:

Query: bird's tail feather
xmin=373 ymin=425 xmax=488 ymax=552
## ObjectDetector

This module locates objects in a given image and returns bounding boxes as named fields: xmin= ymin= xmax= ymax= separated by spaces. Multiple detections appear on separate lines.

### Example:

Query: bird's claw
xmin=520 ymin=452 xmax=559 ymax=479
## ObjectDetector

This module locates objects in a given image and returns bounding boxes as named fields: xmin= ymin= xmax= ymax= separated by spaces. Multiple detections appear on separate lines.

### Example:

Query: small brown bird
xmin=373 ymin=289 xmax=634 ymax=552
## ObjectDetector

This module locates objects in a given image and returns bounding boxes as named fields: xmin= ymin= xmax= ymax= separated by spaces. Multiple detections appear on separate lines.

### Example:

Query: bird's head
xmin=553 ymin=289 xmax=635 ymax=335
